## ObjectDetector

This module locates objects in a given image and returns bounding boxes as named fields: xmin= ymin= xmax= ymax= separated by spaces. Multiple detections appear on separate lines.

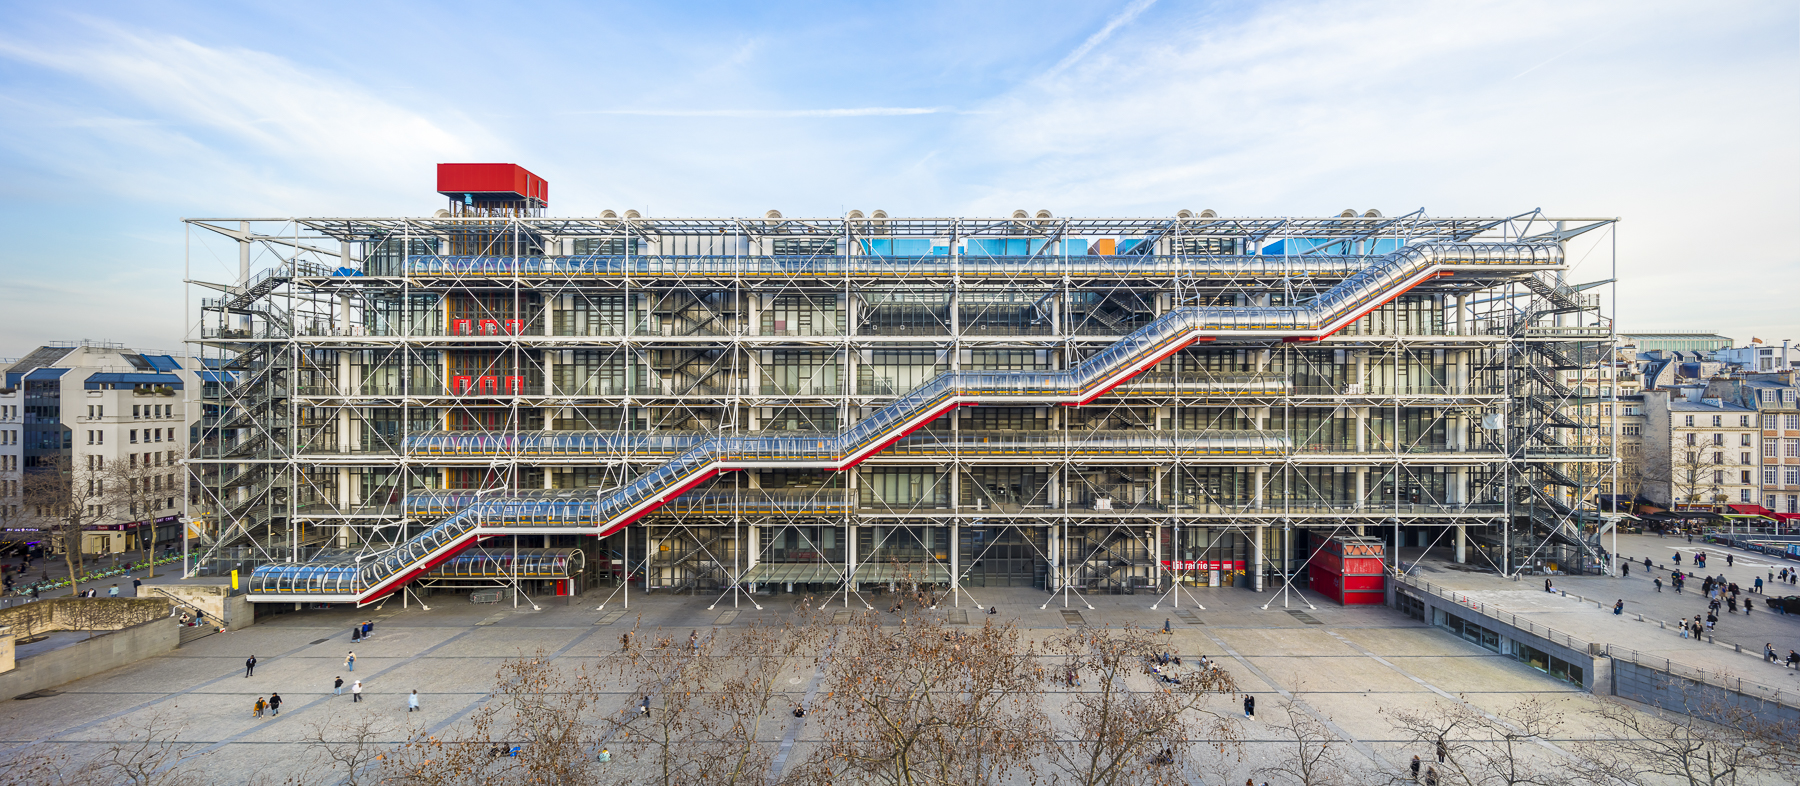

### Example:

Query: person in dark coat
xmin=1243 ymin=695 xmax=1255 ymax=719
xmin=268 ymin=692 xmax=282 ymax=716
xmin=245 ymin=655 xmax=256 ymax=678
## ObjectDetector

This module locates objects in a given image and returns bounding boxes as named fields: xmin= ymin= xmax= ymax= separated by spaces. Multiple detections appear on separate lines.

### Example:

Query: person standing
xmin=346 ymin=651 xmax=356 ymax=672
xmin=1622 ymin=563 xmax=1630 ymax=577
xmin=131 ymin=577 xmax=141 ymax=595
xmin=268 ymin=692 xmax=282 ymax=717
xmin=641 ymin=695 xmax=651 ymax=718
xmin=1655 ymin=577 xmax=1663 ymax=593
xmin=352 ymin=625 xmax=361 ymax=642
xmin=334 ymin=676 xmax=344 ymax=696
xmin=352 ymin=680 xmax=363 ymax=703
xmin=245 ymin=655 xmax=257 ymax=678
xmin=408 ymin=690 xmax=420 ymax=713
xmin=253 ymin=697 xmax=265 ymax=718
xmin=1755 ymin=577 xmax=1764 ymax=594
xmin=107 ymin=584 xmax=119 ymax=598
xmin=1243 ymin=694 xmax=1255 ymax=719
xmin=1410 ymin=755 xmax=1421 ymax=780
xmin=1745 ymin=597 xmax=1754 ymax=615
xmin=362 ymin=620 xmax=373 ymax=639
xmin=1436 ymin=737 xmax=1447 ymax=763
xmin=1727 ymin=553 xmax=1734 ymax=567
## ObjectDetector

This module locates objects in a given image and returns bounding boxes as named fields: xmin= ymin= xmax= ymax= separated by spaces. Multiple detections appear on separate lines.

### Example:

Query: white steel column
xmin=1253 ymin=524 xmax=1264 ymax=592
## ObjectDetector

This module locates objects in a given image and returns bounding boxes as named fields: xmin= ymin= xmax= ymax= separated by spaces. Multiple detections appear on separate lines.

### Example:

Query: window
xmin=1686 ymin=452 xmax=1697 ymax=464
xmin=1789 ymin=439 xmax=1799 ymax=458
xmin=1742 ymin=434 xmax=1753 ymax=446
xmin=1765 ymin=414 xmax=1778 ymax=429
xmin=1768 ymin=440 xmax=1780 ymax=457
xmin=1787 ymin=390 xmax=1796 ymax=403
xmin=1685 ymin=415 xmax=1695 ymax=427
xmin=130 ymin=429 xmax=137 ymax=443
xmin=1742 ymin=470 xmax=1753 ymax=484
xmin=1767 ymin=468 xmax=1779 ymax=485
xmin=1742 ymin=452 xmax=1751 ymax=464
xmin=1788 ymin=414 xmax=1800 ymax=430
xmin=1741 ymin=415 xmax=1752 ymax=427
xmin=133 ymin=405 xmax=140 ymax=419
xmin=1713 ymin=415 xmax=1724 ymax=427
xmin=1741 ymin=489 xmax=1752 ymax=502
xmin=1715 ymin=471 xmax=1725 ymax=484
xmin=1601 ymin=405 xmax=1612 ymax=416
xmin=1789 ymin=495 xmax=1798 ymax=514
xmin=1787 ymin=468 xmax=1799 ymax=486
xmin=1686 ymin=433 xmax=1697 ymax=446
xmin=1713 ymin=452 xmax=1724 ymax=464
xmin=1622 ymin=425 xmax=1641 ymax=436
xmin=1713 ymin=433 xmax=1725 ymax=446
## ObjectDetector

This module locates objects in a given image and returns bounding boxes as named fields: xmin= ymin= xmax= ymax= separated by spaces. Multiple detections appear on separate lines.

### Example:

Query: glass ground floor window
xmin=1515 ymin=643 xmax=1584 ymax=687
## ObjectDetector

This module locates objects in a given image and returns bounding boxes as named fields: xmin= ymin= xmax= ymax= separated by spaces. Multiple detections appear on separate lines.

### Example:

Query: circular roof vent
xmin=624 ymin=209 xmax=641 ymax=219
xmin=600 ymin=209 xmax=617 ymax=219
xmin=1200 ymin=209 xmax=1217 ymax=219
xmin=1339 ymin=209 xmax=1358 ymax=218
xmin=1363 ymin=209 xmax=1382 ymax=218
xmin=847 ymin=209 xmax=865 ymax=219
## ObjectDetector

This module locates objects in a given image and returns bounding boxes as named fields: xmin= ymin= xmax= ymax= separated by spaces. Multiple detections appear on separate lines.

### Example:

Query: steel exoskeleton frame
xmin=180 ymin=212 xmax=1617 ymax=605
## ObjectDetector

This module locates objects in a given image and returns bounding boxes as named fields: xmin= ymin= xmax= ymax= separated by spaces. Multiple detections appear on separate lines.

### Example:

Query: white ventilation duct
xmin=1177 ymin=209 xmax=1193 ymax=219
xmin=1200 ymin=209 xmax=1217 ymax=219
xmin=847 ymin=209 xmax=865 ymax=219
xmin=1363 ymin=209 xmax=1383 ymax=218
xmin=624 ymin=209 xmax=641 ymax=219
xmin=1339 ymin=209 xmax=1358 ymax=218
xmin=600 ymin=209 xmax=618 ymax=219
xmin=765 ymin=209 xmax=783 ymax=219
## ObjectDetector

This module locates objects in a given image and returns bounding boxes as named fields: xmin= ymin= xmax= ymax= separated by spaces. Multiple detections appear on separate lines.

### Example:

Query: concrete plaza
xmin=0 ymin=534 xmax=1793 ymax=783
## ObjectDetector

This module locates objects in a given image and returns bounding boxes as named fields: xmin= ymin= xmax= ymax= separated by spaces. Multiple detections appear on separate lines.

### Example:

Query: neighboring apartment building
xmin=1711 ymin=374 xmax=1800 ymax=516
xmin=0 ymin=382 xmax=20 ymax=528
xmin=1714 ymin=342 xmax=1799 ymax=373
xmin=2 ymin=342 xmax=203 ymax=552
xmin=1641 ymin=388 xmax=1759 ymax=508
xmin=186 ymin=165 xmax=1620 ymax=605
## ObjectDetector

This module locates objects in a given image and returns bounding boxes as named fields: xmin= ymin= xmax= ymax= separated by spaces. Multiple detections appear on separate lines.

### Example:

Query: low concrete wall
xmin=1395 ymin=581 xmax=1599 ymax=691
xmin=0 ymin=617 xmax=179 ymax=699
xmin=146 ymin=584 xmax=252 ymax=630
xmin=0 ymin=597 xmax=173 ymax=642
xmin=1611 ymin=656 xmax=1800 ymax=723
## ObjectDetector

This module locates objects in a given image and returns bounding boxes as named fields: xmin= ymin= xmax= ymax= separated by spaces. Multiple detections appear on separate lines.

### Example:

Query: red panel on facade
xmin=437 ymin=163 xmax=549 ymax=205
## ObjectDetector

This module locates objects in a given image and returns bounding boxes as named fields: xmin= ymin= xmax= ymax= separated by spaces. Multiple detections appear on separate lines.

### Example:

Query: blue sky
xmin=0 ymin=0 xmax=1795 ymax=356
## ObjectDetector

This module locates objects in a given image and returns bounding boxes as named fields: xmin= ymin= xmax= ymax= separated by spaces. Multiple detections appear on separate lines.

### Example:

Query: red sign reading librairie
xmin=1160 ymin=560 xmax=1246 ymax=571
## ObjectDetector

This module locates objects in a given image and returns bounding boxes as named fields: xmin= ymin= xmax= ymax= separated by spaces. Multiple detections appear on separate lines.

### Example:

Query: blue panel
xmin=932 ymin=246 xmax=948 ymax=255
xmin=1368 ymin=239 xmax=1405 ymax=255
xmin=1118 ymin=239 xmax=1146 ymax=254
xmin=24 ymin=368 xmax=69 ymax=381
xmin=894 ymin=238 xmax=933 ymax=255
xmin=967 ymin=238 xmax=1005 ymax=256
xmin=1063 ymin=239 xmax=1088 ymax=256
xmin=142 ymin=354 xmax=182 ymax=372
xmin=861 ymin=239 xmax=892 ymax=255
xmin=83 ymin=372 xmax=183 ymax=390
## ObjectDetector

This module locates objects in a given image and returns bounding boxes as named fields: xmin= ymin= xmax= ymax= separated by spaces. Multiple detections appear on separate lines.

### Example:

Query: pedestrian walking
xmin=1244 ymin=695 xmax=1255 ymax=719
xmin=1436 ymin=737 xmax=1447 ymax=763
xmin=1410 ymin=755 xmax=1421 ymax=780
xmin=362 ymin=620 xmax=373 ymax=639
xmin=1613 ymin=599 xmax=1624 ymax=615
xmin=1655 ymin=577 xmax=1663 ymax=593
xmin=1746 ymin=597 xmax=1754 ymax=615
xmin=1623 ymin=563 xmax=1630 ymax=577
xmin=620 ymin=632 xmax=632 ymax=651
xmin=352 ymin=680 xmax=363 ymax=702
xmin=408 ymin=690 xmax=420 ymax=712
xmin=269 ymin=692 xmax=282 ymax=717
xmin=253 ymin=697 xmax=266 ymax=718
xmin=107 ymin=584 xmax=119 ymax=598
xmin=346 ymin=651 xmax=356 ymax=672
xmin=334 ymin=676 xmax=344 ymax=696
xmin=1727 ymin=553 xmax=1734 ymax=567
xmin=1425 ymin=766 xmax=1439 ymax=786
xmin=689 ymin=630 xmax=699 ymax=651
xmin=245 ymin=655 xmax=257 ymax=678
xmin=1164 ymin=618 xmax=1172 ymax=633
xmin=1755 ymin=577 xmax=1764 ymax=594
xmin=641 ymin=695 xmax=651 ymax=718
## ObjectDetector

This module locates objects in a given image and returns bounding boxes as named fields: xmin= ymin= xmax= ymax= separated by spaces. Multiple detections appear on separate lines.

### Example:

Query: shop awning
xmin=742 ymin=562 xmax=845 ymax=585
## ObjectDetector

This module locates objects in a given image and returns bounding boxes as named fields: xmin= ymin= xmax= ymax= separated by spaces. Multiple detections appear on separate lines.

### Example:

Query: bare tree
xmin=20 ymin=454 xmax=165 ymax=596
xmin=1382 ymin=695 xmax=1569 ymax=786
xmin=1575 ymin=682 xmax=1800 ymax=786
xmin=680 ymin=615 xmax=827 ymax=785
xmin=301 ymin=711 xmax=396 ymax=786
xmin=1254 ymin=697 xmax=1357 ymax=786
xmin=788 ymin=614 xmax=1048 ymax=786
xmin=66 ymin=705 xmax=207 ymax=786
xmin=1040 ymin=625 xmax=1240 ymax=786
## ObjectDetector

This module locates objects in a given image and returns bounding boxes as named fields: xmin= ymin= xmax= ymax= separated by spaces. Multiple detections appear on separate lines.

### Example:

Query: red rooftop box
xmin=437 ymin=163 xmax=548 ymax=206
xmin=1308 ymin=536 xmax=1386 ymax=605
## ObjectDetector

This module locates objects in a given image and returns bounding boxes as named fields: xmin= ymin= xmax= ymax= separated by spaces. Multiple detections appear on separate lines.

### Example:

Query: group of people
xmin=243 ymin=646 xmax=418 ymax=717
xmin=350 ymin=618 xmax=376 ymax=641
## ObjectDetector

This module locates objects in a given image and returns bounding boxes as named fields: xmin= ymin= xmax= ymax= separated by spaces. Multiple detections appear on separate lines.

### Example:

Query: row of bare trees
xmin=14 ymin=612 xmax=1797 ymax=786
xmin=13 ymin=454 xmax=182 ymax=596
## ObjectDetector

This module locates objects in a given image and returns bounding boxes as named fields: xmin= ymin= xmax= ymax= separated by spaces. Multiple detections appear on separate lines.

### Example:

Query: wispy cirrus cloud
xmin=570 ymin=107 xmax=959 ymax=118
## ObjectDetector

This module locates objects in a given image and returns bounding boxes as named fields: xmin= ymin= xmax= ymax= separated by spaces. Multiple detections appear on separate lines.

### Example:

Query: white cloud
xmin=0 ymin=21 xmax=501 ymax=214
xmin=573 ymin=107 xmax=954 ymax=118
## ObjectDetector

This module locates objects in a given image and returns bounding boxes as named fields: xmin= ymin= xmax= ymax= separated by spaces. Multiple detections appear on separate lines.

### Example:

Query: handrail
xmin=249 ymin=241 xmax=1561 ymax=603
